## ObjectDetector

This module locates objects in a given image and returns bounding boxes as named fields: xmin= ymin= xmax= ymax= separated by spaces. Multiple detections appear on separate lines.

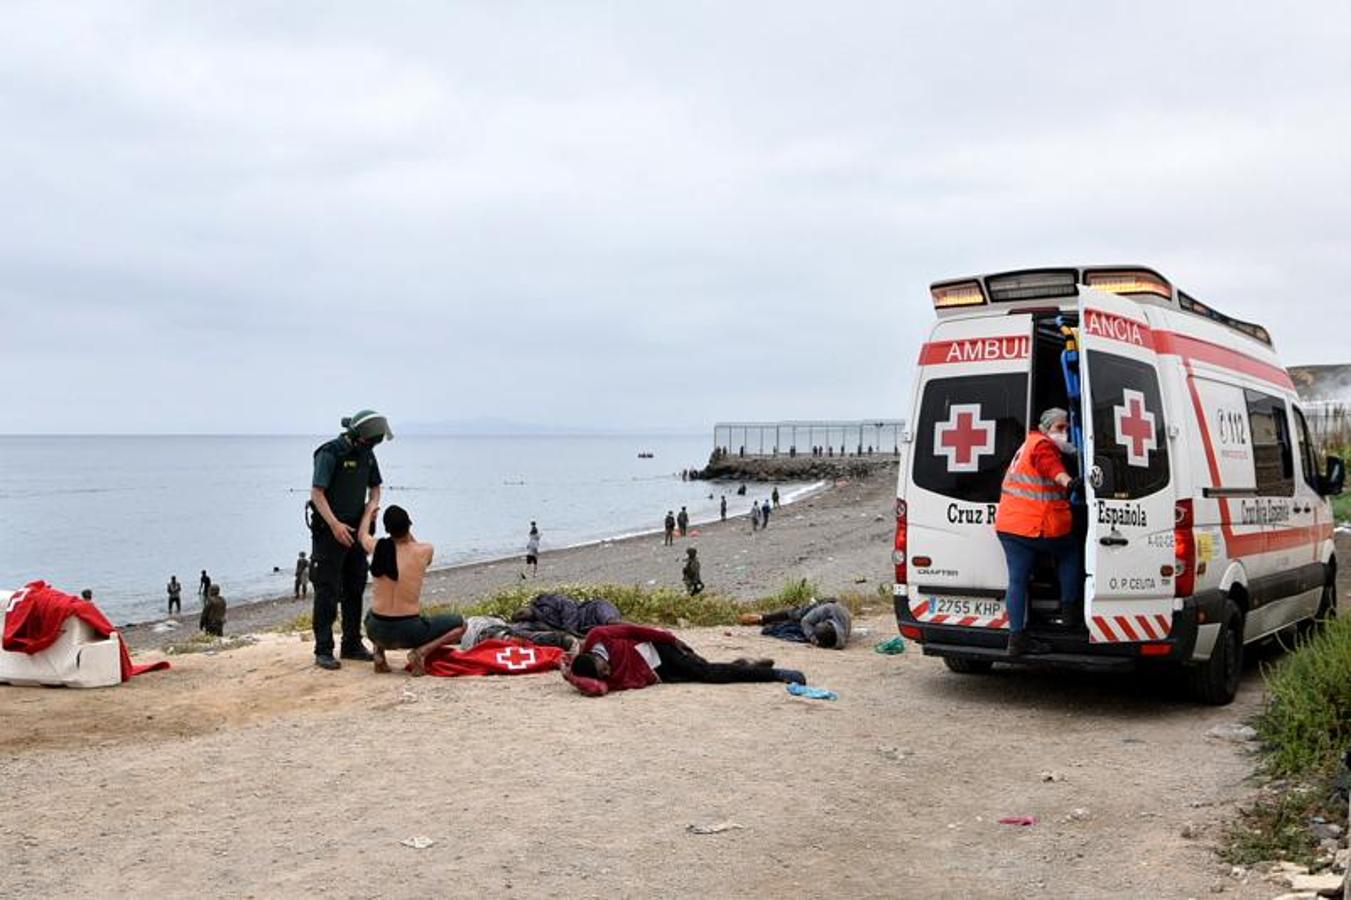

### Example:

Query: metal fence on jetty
xmin=712 ymin=420 xmax=905 ymax=458
xmin=1304 ymin=401 xmax=1351 ymax=452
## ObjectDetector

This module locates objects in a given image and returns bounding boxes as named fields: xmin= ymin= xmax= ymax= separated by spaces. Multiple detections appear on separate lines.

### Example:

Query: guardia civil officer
xmin=309 ymin=409 xmax=392 ymax=670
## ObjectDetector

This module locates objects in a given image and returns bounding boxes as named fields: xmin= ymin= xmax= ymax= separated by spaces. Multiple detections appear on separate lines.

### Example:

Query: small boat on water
xmin=637 ymin=452 xmax=654 ymax=459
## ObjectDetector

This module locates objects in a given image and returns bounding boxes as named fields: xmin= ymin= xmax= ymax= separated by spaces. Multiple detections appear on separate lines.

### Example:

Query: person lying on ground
xmin=564 ymin=624 xmax=805 ymax=695
xmin=459 ymin=614 xmax=576 ymax=652
xmin=739 ymin=598 xmax=853 ymax=649
xmin=510 ymin=593 xmax=622 ymax=635
xmin=358 ymin=504 xmax=464 ymax=675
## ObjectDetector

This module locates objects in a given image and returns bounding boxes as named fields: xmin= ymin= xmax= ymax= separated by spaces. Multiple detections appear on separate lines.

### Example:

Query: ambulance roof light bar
xmin=930 ymin=280 xmax=986 ymax=309
xmin=1082 ymin=268 xmax=1173 ymax=300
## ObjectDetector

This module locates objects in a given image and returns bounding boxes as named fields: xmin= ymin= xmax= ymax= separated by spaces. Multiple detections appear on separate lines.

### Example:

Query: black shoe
xmin=1007 ymin=632 xmax=1052 ymax=657
xmin=315 ymin=654 xmax=342 ymax=670
xmin=340 ymin=645 xmax=375 ymax=662
xmin=775 ymin=668 xmax=807 ymax=685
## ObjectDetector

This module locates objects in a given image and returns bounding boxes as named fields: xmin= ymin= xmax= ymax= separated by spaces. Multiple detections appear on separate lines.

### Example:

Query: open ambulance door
xmin=1078 ymin=289 xmax=1177 ymax=645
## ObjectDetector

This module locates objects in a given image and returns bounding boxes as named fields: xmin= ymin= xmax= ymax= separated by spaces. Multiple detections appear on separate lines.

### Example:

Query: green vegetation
xmin=1331 ymin=491 xmax=1351 ymax=524
xmin=1223 ymin=616 xmax=1351 ymax=865
xmin=1255 ymin=616 xmax=1351 ymax=778
xmin=275 ymin=579 xmax=888 ymax=635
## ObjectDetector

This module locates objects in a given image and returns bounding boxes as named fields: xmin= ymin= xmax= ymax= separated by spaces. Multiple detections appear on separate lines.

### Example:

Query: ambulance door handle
xmin=1099 ymin=530 xmax=1129 ymax=548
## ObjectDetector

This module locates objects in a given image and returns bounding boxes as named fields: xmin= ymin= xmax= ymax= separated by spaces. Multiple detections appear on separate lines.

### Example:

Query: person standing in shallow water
xmin=199 ymin=570 xmax=210 ymax=598
xmin=308 ymin=409 xmax=391 ymax=671
xmin=719 ymin=495 xmax=727 ymax=521
xmin=294 ymin=552 xmax=309 ymax=598
xmin=167 ymin=576 xmax=182 ymax=615
xmin=676 ymin=506 xmax=689 ymax=537
xmin=771 ymin=486 xmax=780 ymax=509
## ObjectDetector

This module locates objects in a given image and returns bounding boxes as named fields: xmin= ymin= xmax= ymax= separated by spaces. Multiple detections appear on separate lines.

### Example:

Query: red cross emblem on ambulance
xmin=933 ymin=404 xmax=996 ymax=473
xmin=495 ymin=645 xmax=538 ymax=670
xmin=1113 ymin=389 xmax=1157 ymax=467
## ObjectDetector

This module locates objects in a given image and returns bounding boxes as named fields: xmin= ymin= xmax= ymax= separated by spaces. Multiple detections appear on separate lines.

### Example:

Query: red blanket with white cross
xmin=3 ymin=581 xmax=170 ymax=682
xmin=419 ymin=638 xmax=564 ymax=677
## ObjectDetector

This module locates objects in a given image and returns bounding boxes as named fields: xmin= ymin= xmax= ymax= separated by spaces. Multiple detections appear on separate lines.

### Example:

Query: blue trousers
xmin=998 ymin=532 xmax=1083 ymax=633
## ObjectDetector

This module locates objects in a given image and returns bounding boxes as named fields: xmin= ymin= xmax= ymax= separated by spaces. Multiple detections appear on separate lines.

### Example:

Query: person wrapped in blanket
xmin=738 ymin=598 xmax=852 ymax=649
xmin=457 ymin=614 xmax=578 ymax=653
xmin=563 ymin=624 xmax=805 ymax=696
xmin=358 ymin=504 xmax=465 ymax=675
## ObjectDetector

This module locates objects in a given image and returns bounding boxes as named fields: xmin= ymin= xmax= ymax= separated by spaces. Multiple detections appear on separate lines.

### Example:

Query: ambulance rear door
xmin=1078 ymin=290 xmax=1177 ymax=644
xmin=906 ymin=313 xmax=1032 ymax=629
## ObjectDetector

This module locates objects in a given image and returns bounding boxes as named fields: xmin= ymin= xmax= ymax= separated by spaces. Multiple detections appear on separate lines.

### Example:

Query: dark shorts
xmin=364 ymin=611 xmax=465 ymax=650
xmin=526 ymin=554 xmax=538 ymax=565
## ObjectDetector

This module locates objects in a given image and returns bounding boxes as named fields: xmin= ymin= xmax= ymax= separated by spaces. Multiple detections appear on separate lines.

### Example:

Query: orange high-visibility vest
xmin=994 ymin=431 xmax=1071 ymax=538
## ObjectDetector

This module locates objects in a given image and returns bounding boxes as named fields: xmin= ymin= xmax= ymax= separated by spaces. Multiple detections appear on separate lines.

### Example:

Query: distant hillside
xmin=1288 ymin=365 xmax=1351 ymax=402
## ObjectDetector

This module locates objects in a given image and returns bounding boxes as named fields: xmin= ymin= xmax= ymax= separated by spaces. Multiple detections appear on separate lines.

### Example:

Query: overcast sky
xmin=2 ymin=2 xmax=1347 ymax=434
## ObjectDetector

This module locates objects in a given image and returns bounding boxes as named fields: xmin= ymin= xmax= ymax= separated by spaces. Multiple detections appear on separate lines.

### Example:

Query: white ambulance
xmin=892 ymin=266 xmax=1344 ymax=704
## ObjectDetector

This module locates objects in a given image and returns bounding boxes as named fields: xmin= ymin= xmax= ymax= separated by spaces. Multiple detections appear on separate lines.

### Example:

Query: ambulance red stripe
xmin=1116 ymin=616 xmax=1140 ymax=641
xmin=1094 ymin=616 xmax=1119 ymax=641
xmin=1154 ymin=614 xmax=1171 ymax=634
xmin=1154 ymin=331 xmax=1294 ymax=391
xmin=1137 ymin=616 xmax=1159 ymax=640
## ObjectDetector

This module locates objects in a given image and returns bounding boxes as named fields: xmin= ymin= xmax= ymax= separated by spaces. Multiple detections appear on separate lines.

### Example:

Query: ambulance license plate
xmin=929 ymin=596 xmax=1004 ymax=619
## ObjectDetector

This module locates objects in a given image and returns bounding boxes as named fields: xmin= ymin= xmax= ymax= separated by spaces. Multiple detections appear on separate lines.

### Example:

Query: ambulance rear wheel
xmin=1189 ymin=599 xmax=1243 ymax=705
xmin=944 ymin=657 xmax=995 ymax=675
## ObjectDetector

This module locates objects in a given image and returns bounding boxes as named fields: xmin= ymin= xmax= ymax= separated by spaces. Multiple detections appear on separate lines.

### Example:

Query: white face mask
xmin=1049 ymin=432 xmax=1076 ymax=454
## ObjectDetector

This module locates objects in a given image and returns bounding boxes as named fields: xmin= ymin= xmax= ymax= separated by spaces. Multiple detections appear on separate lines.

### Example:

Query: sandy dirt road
xmin=3 ymin=617 xmax=1288 ymax=899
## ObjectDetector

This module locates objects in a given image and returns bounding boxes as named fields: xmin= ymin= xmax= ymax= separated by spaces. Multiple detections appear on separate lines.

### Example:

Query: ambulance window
xmin=1292 ymin=406 xmax=1319 ymax=491
xmin=1086 ymin=351 xmax=1169 ymax=499
xmin=913 ymin=372 xmax=1028 ymax=503
xmin=1246 ymin=391 xmax=1294 ymax=496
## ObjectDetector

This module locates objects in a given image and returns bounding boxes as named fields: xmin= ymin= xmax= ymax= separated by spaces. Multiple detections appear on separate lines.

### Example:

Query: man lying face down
xmin=564 ymin=624 xmax=805 ymax=696
xmin=358 ymin=504 xmax=464 ymax=675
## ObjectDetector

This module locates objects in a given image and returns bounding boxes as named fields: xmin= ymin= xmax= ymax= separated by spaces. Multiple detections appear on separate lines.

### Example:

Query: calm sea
xmin=0 ymin=435 xmax=815 ymax=624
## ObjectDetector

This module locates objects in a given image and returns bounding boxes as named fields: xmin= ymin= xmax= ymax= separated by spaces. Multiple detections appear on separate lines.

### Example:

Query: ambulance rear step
xmin=922 ymin=642 xmax=1137 ymax=672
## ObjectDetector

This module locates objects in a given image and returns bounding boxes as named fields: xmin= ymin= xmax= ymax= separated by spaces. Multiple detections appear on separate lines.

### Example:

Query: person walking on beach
xmin=750 ymin=502 xmax=760 ymax=533
xmin=682 ymin=547 xmax=704 ymax=596
xmin=719 ymin=494 xmax=727 ymax=521
xmin=771 ymin=487 xmax=780 ymax=509
xmin=676 ymin=506 xmax=689 ymax=537
xmin=200 ymin=584 xmax=226 ymax=636
xmin=166 ymin=576 xmax=182 ymax=615
xmin=308 ymin=409 xmax=391 ymax=671
xmin=761 ymin=499 xmax=771 ymax=529
xmin=294 ymin=552 xmax=309 ymax=598
xmin=664 ymin=511 xmax=676 ymax=546
xmin=523 ymin=522 xmax=540 ymax=578
xmin=358 ymin=503 xmax=465 ymax=675
xmin=199 ymin=570 xmax=210 ymax=598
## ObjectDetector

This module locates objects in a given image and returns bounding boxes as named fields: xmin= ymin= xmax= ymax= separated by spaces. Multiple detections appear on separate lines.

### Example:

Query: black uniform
xmin=310 ymin=435 xmax=382 ymax=658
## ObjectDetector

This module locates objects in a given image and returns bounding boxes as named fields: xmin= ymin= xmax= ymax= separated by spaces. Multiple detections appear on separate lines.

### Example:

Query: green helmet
xmin=342 ymin=409 xmax=393 ymax=443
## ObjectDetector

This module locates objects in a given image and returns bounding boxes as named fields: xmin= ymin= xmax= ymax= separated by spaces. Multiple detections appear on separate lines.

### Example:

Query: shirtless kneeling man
xmin=358 ymin=504 xmax=464 ymax=675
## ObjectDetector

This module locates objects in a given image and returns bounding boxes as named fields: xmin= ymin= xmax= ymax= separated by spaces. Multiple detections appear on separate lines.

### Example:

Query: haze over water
xmin=0 ymin=434 xmax=810 ymax=624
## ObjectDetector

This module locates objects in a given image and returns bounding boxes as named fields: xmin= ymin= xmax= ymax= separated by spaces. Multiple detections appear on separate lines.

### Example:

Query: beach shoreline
xmin=122 ymin=467 xmax=892 ymax=651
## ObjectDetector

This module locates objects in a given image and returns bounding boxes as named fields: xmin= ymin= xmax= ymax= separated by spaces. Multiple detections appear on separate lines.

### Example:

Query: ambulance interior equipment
xmin=894 ymin=266 xmax=1345 ymax=704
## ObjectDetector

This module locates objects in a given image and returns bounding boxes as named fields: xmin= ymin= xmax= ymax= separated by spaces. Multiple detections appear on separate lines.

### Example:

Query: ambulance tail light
xmin=1174 ymin=499 xmax=1195 ymax=598
xmin=893 ymin=498 xmax=908 ymax=586
xmin=930 ymin=280 xmax=986 ymax=309
xmin=1083 ymin=269 xmax=1173 ymax=300
xmin=899 ymin=624 xmax=923 ymax=642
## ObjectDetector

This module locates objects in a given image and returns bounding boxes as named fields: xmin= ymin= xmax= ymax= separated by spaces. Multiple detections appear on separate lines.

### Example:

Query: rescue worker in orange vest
xmin=995 ymin=407 xmax=1083 ymax=656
